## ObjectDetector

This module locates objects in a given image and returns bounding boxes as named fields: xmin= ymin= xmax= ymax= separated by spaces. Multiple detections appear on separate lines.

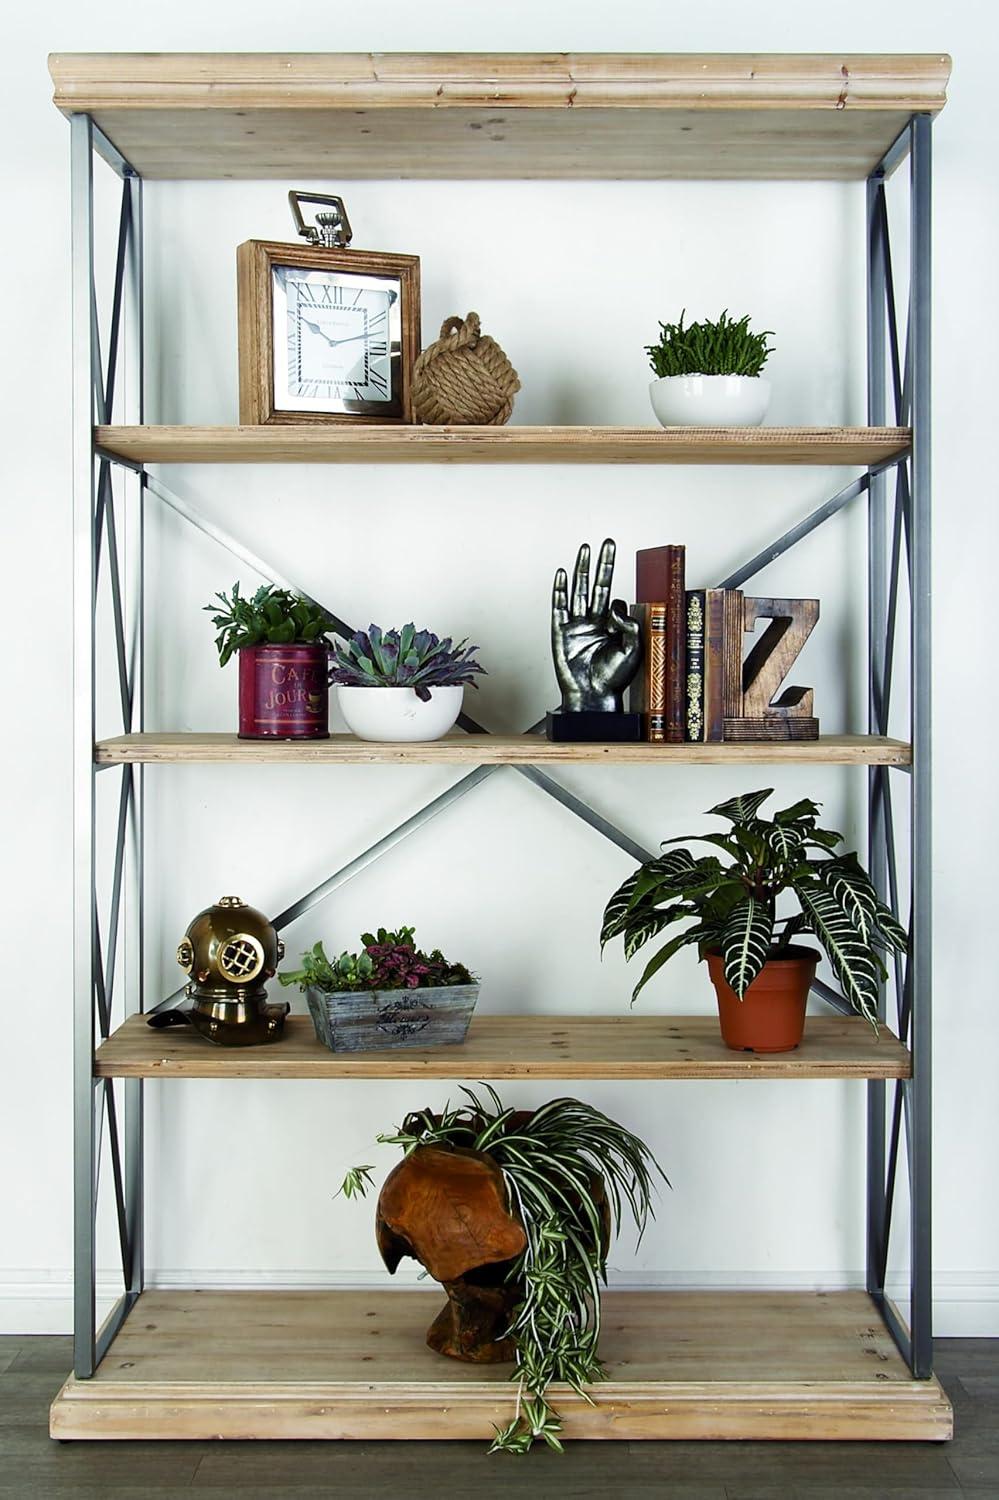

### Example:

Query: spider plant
xmin=340 ymin=1085 xmax=666 ymax=1454
xmin=601 ymin=788 xmax=907 ymax=1029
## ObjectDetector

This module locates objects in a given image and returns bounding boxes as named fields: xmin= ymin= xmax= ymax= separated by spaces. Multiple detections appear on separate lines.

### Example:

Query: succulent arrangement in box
xmin=205 ymin=583 xmax=337 ymax=739
xmin=602 ymin=788 xmax=907 ymax=1053
xmin=645 ymin=309 xmax=775 ymax=427
xmin=280 ymin=927 xmax=479 ymax=1051
xmin=338 ymin=1085 xmax=666 ymax=1453
xmin=330 ymin=623 xmax=486 ymax=742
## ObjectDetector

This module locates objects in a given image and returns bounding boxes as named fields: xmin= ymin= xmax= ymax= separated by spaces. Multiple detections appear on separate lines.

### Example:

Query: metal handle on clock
xmin=288 ymin=190 xmax=353 ymax=249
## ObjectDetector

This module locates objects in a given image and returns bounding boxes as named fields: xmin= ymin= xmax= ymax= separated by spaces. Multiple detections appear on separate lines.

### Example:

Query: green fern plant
xmin=646 ymin=309 xmax=775 ymax=379
xmin=601 ymin=789 xmax=907 ymax=1028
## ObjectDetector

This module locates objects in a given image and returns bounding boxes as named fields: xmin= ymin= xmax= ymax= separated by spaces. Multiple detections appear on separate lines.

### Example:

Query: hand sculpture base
xmin=546 ymin=709 xmax=643 ymax=743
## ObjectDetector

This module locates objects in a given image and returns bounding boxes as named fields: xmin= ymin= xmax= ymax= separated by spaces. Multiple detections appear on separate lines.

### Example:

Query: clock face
xmin=271 ymin=265 xmax=403 ymax=417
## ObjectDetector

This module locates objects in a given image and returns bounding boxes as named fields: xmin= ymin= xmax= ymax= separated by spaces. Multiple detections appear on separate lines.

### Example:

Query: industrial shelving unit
xmin=50 ymin=51 xmax=951 ymax=1441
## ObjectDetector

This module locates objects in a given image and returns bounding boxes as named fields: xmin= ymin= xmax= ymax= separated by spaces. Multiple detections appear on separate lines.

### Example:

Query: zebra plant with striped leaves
xmin=601 ymin=789 xmax=907 ymax=1030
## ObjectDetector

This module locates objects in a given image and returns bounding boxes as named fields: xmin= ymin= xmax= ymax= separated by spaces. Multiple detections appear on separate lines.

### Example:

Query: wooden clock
xmin=236 ymin=192 xmax=421 ymax=425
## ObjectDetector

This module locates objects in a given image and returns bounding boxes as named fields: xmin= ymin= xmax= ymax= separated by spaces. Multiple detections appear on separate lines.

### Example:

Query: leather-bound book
xmin=635 ymin=545 xmax=686 ymax=743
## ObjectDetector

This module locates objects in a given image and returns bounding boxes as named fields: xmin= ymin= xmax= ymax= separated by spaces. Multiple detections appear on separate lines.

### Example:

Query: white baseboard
xmin=2 ymin=1268 xmax=997 ymax=1337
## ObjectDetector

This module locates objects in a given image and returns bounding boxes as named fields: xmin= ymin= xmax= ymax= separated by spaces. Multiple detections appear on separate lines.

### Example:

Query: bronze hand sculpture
xmin=552 ymin=539 xmax=642 ymax=712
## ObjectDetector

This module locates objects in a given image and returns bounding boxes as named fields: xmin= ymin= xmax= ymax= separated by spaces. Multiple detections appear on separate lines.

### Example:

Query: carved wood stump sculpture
xmin=375 ymin=1108 xmax=612 ymax=1364
xmin=376 ymin=1142 xmax=527 ymax=1362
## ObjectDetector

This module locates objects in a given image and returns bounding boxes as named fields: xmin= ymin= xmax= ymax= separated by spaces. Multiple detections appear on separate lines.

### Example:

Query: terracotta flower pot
xmin=706 ymin=946 xmax=819 ymax=1053
xmin=237 ymin=643 xmax=329 ymax=739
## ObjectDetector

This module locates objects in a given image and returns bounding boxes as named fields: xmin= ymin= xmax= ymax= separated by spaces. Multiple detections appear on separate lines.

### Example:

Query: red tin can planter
xmin=238 ymin=644 xmax=330 ymax=739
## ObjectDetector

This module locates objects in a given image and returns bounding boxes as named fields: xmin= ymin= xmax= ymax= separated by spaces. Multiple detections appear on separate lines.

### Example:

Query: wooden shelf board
xmin=95 ymin=732 xmax=912 ymax=767
xmin=50 ymin=54 xmax=950 ymax=180
xmin=95 ymin=424 xmax=911 ymax=466
xmin=95 ymin=1013 xmax=910 ymax=1081
xmin=49 ymin=1289 xmax=952 ymax=1441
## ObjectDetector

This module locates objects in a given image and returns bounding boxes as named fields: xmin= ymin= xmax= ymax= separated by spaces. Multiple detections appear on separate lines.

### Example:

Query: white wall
xmin=1 ymin=0 xmax=996 ymax=1337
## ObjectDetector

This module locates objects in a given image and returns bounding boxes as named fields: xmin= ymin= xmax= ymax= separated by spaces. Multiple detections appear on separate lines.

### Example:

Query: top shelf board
xmin=96 ymin=425 xmax=911 ymax=467
xmin=50 ymin=53 xmax=950 ymax=181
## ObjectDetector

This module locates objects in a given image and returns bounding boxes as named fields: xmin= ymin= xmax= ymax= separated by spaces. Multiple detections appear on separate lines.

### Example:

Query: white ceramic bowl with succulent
xmin=330 ymin=623 xmax=486 ymax=743
xmin=646 ymin=310 xmax=775 ymax=429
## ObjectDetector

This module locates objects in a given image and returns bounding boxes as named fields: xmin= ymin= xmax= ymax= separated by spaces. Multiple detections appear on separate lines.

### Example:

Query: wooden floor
xmin=4 ymin=1332 xmax=995 ymax=1497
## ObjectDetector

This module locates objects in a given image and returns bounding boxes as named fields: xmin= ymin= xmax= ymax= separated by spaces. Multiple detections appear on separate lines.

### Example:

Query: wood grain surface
xmin=94 ymin=423 xmax=912 ymax=465
xmin=94 ymin=1013 xmax=911 ymax=1080
xmin=49 ymin=53 xmax=950 ymax=181
xmin=94 ymin=731 xmax=912 ymax=766
xmin=48 ymin=1289 xmax=952 ymax=1441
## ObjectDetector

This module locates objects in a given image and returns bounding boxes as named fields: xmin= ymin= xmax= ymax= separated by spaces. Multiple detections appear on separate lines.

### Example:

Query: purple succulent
xmin=330 ymin=623 xmax=486 ymax=702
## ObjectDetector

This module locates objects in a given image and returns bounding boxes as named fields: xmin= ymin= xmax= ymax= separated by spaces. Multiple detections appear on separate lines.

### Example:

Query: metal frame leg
xmin=71 ymin=110 xmax=98 ymax=1382
xmin=866 ymin=167 xmax=889 ymax=1310
xmin=71 ymin=113 xmax=145 ymax=1379
xmin=908 ymin=111 xmax=934 ymax=1379
xmin=864 ymin=115 xmax=933 ymax=1379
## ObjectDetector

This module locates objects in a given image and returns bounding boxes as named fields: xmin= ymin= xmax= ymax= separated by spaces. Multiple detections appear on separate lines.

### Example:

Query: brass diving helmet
xmin=148 ymin=896 xmax=289 ymax=1046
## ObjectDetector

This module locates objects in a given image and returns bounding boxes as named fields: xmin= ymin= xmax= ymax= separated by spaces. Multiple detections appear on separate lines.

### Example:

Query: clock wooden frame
xmin=236 ymin=239 xmax=421 ymax=426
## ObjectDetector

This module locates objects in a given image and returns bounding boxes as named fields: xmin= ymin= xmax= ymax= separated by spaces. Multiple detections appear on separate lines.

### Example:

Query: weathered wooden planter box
xmin=306 ymin=984 xmax=479 ymax=1052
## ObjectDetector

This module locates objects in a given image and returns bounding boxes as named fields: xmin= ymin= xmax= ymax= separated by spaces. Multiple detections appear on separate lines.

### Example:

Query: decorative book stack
xmin=629 ymin=545 xmax=820 ymax=743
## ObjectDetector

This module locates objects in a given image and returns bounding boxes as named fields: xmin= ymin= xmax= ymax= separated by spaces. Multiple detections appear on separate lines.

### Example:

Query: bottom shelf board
xmin=50 ymin=1289 xmax=951 ymax=1442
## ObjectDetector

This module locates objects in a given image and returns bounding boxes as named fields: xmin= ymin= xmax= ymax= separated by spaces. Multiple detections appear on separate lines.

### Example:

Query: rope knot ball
xmin=412 ymin=312 xmax=521 ymax=426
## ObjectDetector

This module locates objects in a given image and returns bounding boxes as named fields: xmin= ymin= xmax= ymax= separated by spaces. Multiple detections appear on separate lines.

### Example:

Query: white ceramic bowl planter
xmin=649 ymin=374 xmax=771 ymax=428
xmin=337 ymin=684 xmax=464 ymax=743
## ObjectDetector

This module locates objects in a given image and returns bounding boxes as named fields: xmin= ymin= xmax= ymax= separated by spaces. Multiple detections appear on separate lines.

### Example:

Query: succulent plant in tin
xmin=205 ymin=583 xmax=336 ymax=667
xmin=330 ymin=623 xmax=486 ymax=701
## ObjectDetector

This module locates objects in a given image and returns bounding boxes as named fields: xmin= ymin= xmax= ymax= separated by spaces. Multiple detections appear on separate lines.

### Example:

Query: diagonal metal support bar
xmin=101 ymin=1077 xmax=133 ymax=1287
xmin=103 ymin=766 xmax=134 ymax=1013
xmin=513 ymin=765 xmax=655 ymax=864
xmin=152 ymin=758 xmax=654 ymax=1016
xmin=717 ymin=464 xmax=898 ymax=593
xmin=102 ymin=486 xmax=134 ymax=730
xmin=143 ymin=473 xmax=651 ymax=860
xmin=876 ymin=187 xmax=906 ymax=427
xmin=101 ymin=184 xmax=132 ymax=427
xmin=809 ymin=977 xmax=854 ymax=1017
xmin=94 ymin=1289 xmax=140 ymax=1367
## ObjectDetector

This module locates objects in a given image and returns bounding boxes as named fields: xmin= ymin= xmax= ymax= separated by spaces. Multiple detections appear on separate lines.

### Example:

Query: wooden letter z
xmin=741 ymin=597 xmax=820 ymax=719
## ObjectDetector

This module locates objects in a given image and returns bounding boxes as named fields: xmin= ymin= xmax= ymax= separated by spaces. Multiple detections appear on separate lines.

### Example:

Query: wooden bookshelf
xmin=95 ymin=732 xmax=912 ymax=767
xmin=94 ymin=1013 xmax=911 ymax=1081
xmin=94 ymin=424 xmax=912 ymax=467
xmin=50 ymin=53 xmax=950 ymax=181
xmin=57 ymin=50 xmax=949 ymax=1448
xmin=49 ymin=1288 xmax=952 ymax=1441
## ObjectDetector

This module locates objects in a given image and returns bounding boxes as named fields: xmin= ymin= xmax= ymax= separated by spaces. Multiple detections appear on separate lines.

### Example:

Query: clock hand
xmin=300 ymin=318 xmax=373 ymax=352
xmin=300 ymin=317 xmax=339 ymax=349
